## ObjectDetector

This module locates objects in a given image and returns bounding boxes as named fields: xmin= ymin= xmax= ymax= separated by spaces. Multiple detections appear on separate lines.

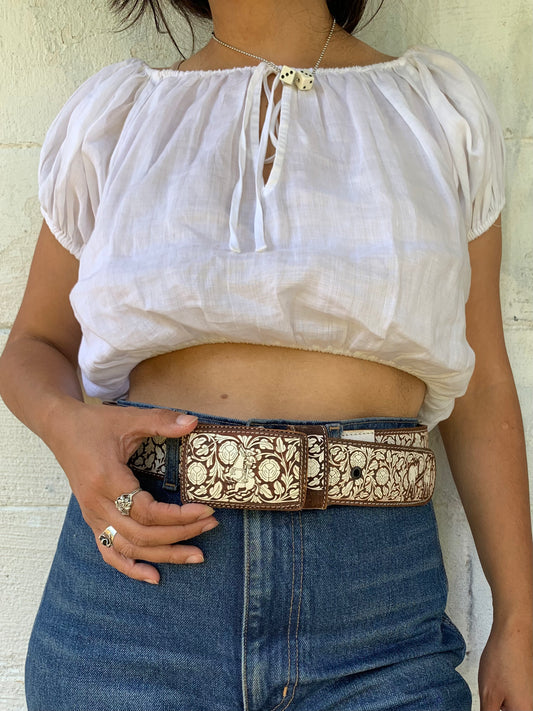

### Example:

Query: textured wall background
xmin=0 ymin=0 xmax=531 ymax=708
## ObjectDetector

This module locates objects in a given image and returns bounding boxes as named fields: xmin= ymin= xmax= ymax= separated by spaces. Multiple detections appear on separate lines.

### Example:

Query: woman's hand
xmin=48 ymin=400 xmax=219 ymax=584
xmin=478 ymin=613 xmax=533 ymax=711
xmin=0 ymin=224 xmax=219 ymax=584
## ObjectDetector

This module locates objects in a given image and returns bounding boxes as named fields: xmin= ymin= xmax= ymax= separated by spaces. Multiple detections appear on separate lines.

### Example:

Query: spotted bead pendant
xmin=280 ymin=66 xmax=296 ymax=85
xmin=279 ymin=65 xmax=314 ymax=91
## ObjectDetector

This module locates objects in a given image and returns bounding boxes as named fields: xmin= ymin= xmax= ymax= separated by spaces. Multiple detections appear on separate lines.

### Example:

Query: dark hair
xmin=109 ymin=0 xmax=384 ymax=58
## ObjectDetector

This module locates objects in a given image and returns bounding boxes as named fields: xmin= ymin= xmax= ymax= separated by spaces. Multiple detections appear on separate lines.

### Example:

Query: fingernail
xmin=201 ymin=519 xmax=219 ymax=533
xmin=197 ymin=506 xmax=216 ymax=520
xmin=185 ymin=554 xmax=204 ymax=564
xmin=144 ymin=579 xmax=159 ymax=585
xmin=176 ymin=414 xmax=198 ymax=426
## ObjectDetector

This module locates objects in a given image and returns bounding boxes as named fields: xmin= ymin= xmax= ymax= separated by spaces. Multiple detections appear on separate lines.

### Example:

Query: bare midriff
xmin=128 ymin=344 xmax=426 ymax=421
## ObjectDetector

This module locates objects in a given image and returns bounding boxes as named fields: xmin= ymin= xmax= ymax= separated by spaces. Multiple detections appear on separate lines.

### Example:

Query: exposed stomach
xmin=128 ymin=343 xmax=426 ymax=421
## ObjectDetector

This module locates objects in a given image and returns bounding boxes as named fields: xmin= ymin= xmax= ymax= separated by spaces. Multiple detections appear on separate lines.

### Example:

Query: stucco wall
xmin=1 ymin=1 xmax=531 ymax=709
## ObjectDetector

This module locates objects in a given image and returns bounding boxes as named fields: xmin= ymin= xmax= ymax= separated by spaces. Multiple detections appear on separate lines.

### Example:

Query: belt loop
xmin=163 ymin=437 xmax=180 ymax=491
xmin=327 ymin=423 xmax=343 ymax=438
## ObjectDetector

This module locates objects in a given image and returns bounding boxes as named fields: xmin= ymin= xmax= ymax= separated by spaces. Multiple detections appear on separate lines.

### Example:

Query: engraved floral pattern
xmin=187 ymin=461 xmax=207 ymax=485
xmin=328 ymin=441 xmax=435 ymax=505
xmin=375 ymin=428 xmax=427 ymax=449
xmin=180 ymin=430 xmax=306 ymax=509
xmin=128 ymin=435 xmax=166 ymax=478
xmin=129 ymin=426 xmax=435 ymax=508
xmin=306 ymin=434 xmax=327 ymax=490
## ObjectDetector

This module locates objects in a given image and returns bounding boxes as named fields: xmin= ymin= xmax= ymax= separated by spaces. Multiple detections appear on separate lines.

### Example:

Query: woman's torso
xmin=128 ymin=343 xmax=426 ymax=420
xmin=129 ymin=41 xmax=424 ymax=420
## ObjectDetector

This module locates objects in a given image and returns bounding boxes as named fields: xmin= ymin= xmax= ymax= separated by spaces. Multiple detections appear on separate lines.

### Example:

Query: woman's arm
xmin=0 ymin=221 xmax=218 ymax=583
xmin=439 ymin=220 xmax=533 ymax=711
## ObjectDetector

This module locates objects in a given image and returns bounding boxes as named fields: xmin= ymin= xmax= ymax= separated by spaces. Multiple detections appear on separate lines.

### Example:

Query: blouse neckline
xmin=139 ymin=47 xmax=419 ymax=80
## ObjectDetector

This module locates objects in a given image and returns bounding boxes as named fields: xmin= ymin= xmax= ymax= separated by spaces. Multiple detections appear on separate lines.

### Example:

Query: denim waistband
xmin=115 ymin=399 xmax=419 ymax=438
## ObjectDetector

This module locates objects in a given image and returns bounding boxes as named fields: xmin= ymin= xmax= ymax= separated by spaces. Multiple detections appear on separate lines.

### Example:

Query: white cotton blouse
xmin=39 ymin=46 xmax=506 ymax=430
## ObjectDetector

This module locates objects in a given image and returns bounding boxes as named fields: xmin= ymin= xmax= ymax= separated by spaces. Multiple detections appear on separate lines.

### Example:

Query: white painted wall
xmin=1 ymin=1 xmax=531 ymax=708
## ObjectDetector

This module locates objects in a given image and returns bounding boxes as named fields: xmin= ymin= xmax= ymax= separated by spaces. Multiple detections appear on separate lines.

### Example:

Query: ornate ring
xmin=98 ymin=525 xmax=117 ymax=548
xmin=114 ymin=487 xmax=143 ymax=516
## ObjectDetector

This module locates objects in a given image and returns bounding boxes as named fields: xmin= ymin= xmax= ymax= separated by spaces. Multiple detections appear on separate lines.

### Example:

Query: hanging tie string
xmin=262 ymin=72 xmax=283 ymax=165
xmin=228 ymin=67 xmax=283 ymax=253
xmin=215 ymin=19 xmax=336 ymax=253
xmin=228 ymin=69 xmax=261 ymax=253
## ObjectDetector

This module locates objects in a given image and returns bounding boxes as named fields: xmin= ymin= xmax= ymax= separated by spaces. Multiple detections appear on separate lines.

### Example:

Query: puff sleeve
xmin=38 ymin=59 xmax=151 ymax=258
xmin=410 ymin=48 xmax=506 ymax=241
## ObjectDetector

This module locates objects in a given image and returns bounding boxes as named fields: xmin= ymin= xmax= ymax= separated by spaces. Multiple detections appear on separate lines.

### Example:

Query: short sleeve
xmin=38 ymin=59 xmax=150 ymax=258
xmin=409 ymin=48 xmax=506 ymax=241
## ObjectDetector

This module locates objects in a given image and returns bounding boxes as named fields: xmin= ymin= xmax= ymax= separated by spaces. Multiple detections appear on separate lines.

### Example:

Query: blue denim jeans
xmin=26 ymin=403 xmax=471 ymax=711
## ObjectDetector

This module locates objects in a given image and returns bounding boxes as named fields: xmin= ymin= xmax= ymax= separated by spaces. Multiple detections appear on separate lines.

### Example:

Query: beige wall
xmin=1 ymin=1 xmax=531 ymax=709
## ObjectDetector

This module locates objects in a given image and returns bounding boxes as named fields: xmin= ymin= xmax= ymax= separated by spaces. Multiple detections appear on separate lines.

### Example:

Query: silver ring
xmin=114 ymin=487 xmax=142 ymax=516
xmin=98 ymin=525 xmax=117 ymax=548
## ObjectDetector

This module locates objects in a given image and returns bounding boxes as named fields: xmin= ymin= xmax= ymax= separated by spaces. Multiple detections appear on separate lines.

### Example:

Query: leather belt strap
xmin=128 ymin=423 xmax=435 ymax=510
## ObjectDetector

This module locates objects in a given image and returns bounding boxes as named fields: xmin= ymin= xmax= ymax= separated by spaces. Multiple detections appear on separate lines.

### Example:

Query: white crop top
xmin=38 ymin=47 xmax=506 ymax=430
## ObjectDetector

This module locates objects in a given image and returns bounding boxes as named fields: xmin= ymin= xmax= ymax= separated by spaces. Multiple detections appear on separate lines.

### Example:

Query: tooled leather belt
xmin=128 ymin=423 xmax=436 ymax=511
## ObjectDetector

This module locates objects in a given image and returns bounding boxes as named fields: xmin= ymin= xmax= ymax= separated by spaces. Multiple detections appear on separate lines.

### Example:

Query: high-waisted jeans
xmin=26 ymin=403 xmax=472 ymax=711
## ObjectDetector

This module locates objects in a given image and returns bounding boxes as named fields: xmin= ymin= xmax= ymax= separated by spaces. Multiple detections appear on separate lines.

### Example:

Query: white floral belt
xmin=128 ymin=423 xmax=436 ymax=510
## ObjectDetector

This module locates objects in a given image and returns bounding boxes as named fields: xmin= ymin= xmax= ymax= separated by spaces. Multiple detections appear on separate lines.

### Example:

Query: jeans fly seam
xmin=268 ymin=513 xmax=297 ymax=711
xmin=241 ymin=509 xmax=250 ymax=711
xmin=278 ymin=511 xmax=304 ymax=710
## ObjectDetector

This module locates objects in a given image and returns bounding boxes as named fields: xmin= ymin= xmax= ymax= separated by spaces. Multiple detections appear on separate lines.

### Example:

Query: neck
xmin=207 ymin=0 xmax=338 ymax=68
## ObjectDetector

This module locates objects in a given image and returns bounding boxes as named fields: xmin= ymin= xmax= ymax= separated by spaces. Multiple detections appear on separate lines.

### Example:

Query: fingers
xmin=95 ymin=515 xmax=219 ymax=583
xmin=98 ymin=541 xmax=207 ymax=584
xmin=92 ymin=461 xmax=216 ymax=526
xmin=125 ymin=492 xmax=216 ymax=527
xmin=110 ymin=527 xmax=217 ymax=564
xmin=103 ymin=461 xmax=218 ymax=536
xmin=94 ymin=489 xmax=219 ymax=582
xmin=107 ymin=508 xmax=219 ymax=548
xmin=90 ymin=463 xmax=219 ymax=582
xmin=100 ymin=548 xmax=162 ymax=585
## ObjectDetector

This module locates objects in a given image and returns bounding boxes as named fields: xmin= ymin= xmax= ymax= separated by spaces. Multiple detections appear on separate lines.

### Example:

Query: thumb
xmin=129 ymin=407 xmax=198 ymax=439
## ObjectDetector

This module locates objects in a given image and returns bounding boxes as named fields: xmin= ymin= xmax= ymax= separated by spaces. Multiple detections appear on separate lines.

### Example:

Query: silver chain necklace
xmin=210 ymin=18 xmax=336 ymax=91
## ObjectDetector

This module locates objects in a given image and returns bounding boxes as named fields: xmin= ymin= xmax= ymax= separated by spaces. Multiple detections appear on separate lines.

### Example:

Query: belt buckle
xmin=179 ymin=424 xmax=310 ymax=510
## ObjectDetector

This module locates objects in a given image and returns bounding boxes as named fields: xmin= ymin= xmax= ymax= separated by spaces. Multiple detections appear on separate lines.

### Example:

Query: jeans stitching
xmin=281 ymin=511 xmax=305 ymax=710
xmin=241 ymin=510 xmax=250 ymax=711
xmin=269 ymin=514 xmax=297 ymax=711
